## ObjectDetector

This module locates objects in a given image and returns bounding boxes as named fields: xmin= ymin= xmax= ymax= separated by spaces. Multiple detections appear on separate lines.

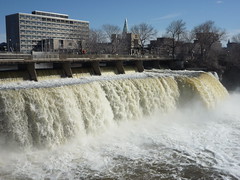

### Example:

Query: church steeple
xmin=123 ymin=18 xmax=128 ymax=34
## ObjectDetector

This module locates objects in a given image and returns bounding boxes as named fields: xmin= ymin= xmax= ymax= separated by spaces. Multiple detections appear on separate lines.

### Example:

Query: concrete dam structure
xmin=0 ymin=54 xmax=184 ymax=83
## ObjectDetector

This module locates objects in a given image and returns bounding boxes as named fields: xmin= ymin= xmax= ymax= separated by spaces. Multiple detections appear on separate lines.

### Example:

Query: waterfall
xmin=0 ymin=70 xmax=228 ymax=149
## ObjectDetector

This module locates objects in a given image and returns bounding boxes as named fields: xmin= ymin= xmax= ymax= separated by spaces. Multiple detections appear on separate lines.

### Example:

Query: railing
xmin=0 ymin=52 xmax=172 ymax=61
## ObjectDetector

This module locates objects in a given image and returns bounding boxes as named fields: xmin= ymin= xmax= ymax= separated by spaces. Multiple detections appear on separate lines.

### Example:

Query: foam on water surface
xmin=0 ymin=69 xmax=236 ymax=180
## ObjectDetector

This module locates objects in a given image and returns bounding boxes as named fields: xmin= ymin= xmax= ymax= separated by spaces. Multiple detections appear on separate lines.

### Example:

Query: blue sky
xmin=0 ymin=0 xmax=240 ymax=43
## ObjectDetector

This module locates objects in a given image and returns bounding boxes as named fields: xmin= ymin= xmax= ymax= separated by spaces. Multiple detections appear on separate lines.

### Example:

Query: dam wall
xmin=0 ymin=55 xmax=184 ymax=81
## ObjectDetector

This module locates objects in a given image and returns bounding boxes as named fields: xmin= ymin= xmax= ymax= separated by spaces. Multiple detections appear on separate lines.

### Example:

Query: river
xmin=0 ymin=70 xmax=239 ymax=180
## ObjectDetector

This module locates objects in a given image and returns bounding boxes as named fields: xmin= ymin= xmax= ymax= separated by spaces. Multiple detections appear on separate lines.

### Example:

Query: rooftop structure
xmin=32 ymin=10 xmax=69 ymax=19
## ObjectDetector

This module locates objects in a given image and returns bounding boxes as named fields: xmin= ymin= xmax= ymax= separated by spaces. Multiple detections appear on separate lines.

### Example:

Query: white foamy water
xmin=0 ymin=70 xmax=238 ymax=179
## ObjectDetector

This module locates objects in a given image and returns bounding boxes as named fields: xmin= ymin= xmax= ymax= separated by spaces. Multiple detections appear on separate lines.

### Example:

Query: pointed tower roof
xmin=123 ymin=18 xmax=128 ymax=34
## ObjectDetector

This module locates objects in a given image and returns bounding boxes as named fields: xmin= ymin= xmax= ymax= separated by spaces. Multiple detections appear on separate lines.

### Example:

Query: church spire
xmin=123 ymin=18 xmax=128 ymax=34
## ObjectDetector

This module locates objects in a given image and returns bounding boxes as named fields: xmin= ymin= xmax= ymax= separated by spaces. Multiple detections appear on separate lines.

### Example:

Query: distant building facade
xmin=148 ymin=32 xmax=223 ymax=60
xmin=6 ymin=10 xmax=89 ymax=53
xmin=148 ymin=37 xmax=173 ymax=57
xmin=110 ymin=19 xmax=140 ymax=55
xmin=123 ymin=33 xmax=140 ymax=55
xmin=224 ymin=40 xmax=240 ymax=64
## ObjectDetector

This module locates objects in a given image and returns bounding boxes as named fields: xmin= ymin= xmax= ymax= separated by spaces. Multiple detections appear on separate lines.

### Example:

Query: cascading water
xmin=0 ymin=69 xmax=239 ymax=180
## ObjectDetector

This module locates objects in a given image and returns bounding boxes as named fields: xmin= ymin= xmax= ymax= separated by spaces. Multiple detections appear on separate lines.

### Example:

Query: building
xmin=6 ymin=10 xmax=89 ymax=53
xmin=110 ymin=19 xmax=140 ymax=55
xmin=148 ymin=37 xmax=173 ymax=57
xmin=123 ymin=33 xmax=140 ymax=55
xmin=224 ymin=40 xmax=240 ymax=64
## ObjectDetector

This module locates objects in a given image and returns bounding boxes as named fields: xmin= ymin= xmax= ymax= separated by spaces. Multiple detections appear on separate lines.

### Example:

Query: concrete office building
xmin=6 ymin=10 xmax=89 ymax=53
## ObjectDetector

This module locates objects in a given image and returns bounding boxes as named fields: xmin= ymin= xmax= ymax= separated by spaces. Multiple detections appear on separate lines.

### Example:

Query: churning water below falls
xmin=0 ymin=70 xmax=239 ymax=180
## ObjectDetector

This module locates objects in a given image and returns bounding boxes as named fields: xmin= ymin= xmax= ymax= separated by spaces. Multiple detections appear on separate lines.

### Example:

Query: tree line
xmin=87 ymin=19 xmax=240 ymax=73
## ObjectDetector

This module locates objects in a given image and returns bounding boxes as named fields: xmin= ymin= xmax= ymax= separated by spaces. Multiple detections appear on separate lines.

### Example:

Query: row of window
xmin=20 ymin=45 xmax=34 ymax=49
xmin=20 ymin=20 xmax=88 ymax=28
xmin=20 ymin=44 xmax=80 ymax=50
xmin=19 ymin=15 xmax=42 ymax=20
xmin=20 ymin=35 xmax=87 ymax=40
xmin=20 ymin=29 xmax=88 ymax=35
xmin=20 ymin=26 xmax=88 ymax=32
xmin=20 ymin=30 xmax=88 ymax=37
xmin=21 ymin=40 xmax=39 ymax=43
xmin=20 ymin=40 xmax=84 ymax=48
xmin=19 ymin=15 xmax=87 ymax=26
xmin=19 ymin=26 xmax=88 ymax=34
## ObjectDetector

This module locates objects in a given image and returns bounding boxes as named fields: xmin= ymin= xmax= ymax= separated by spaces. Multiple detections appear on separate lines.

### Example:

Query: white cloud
xmin=216 ymin=1 xmax=223 ymax=4
xmin=152 ymin=13 xmax=181 ymax=21
xmin=227 ymin=29 xmax=240 ymax=39
xmin=220 ymin=29 xmax=240 ymax=46
xmin=156 ymin=30 xmax=166 ymax=37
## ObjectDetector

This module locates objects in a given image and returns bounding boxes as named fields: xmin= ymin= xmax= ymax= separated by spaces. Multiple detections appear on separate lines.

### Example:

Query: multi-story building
xmin=6 ymin=10 xmax=89 ymax=53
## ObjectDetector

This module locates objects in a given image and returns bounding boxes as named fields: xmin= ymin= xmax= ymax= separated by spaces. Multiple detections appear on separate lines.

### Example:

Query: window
xmin=19 ymin=15 xmax=25 ymax=19
xmin=59 ymin=40 xmax=64 ymax=48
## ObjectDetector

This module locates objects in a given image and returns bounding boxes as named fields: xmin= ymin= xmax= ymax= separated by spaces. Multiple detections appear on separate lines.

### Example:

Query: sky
xmin=0 ymin=0 xmax=240 ymax=44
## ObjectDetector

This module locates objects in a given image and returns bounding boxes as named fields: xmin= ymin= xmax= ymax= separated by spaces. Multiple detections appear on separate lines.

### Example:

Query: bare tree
xmin=131 ymin=23 xmax=157 ymax=51
xmin=102 ymin=24 xmax=123 ymax=54
xmin=182 ymin=30 xmax=195 ymax=43
xmin=193 ymin=20 xmax=226 ymax=61
xmin=102 ymin=24 xmax=121 ymax=42
xmin=87 ymin=29 xmax=106 ymax=54
xmin=180 ymin=30 xmax=196 ymax=60
xmin=232 ymin=33 xmax=240 ymax=43
xmin=165 ymin=19 xmax=186 ymax=59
